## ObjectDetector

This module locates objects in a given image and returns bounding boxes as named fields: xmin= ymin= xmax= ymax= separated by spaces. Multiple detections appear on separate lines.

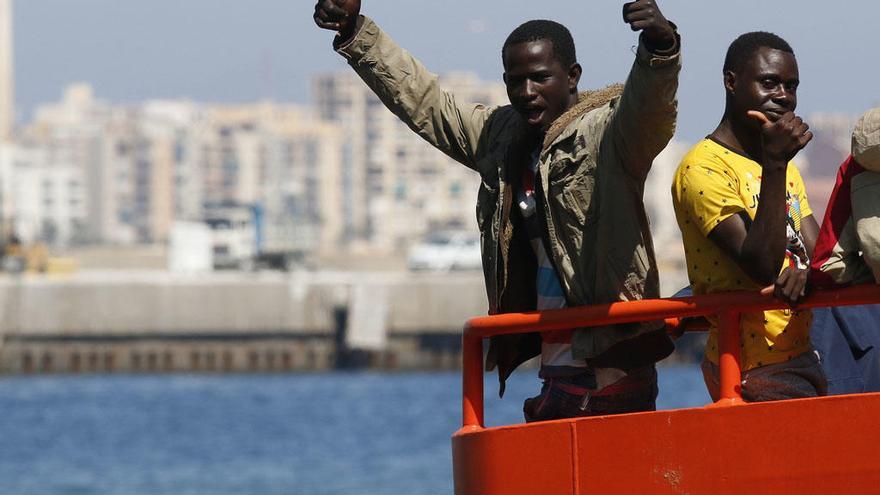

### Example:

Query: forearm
xmin=332 ymin=14 xmax=364 ymax=48
xmin=740 ymin=168 xmax=789 ymax=284
xmin=642 ymin=29 xmax=678 ymax=55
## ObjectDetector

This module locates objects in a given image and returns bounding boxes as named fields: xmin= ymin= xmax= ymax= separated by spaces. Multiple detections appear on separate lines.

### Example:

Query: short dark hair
xmin=723 ymin=31 xmax=794 ymax=74
xmin=502 ymin=20 xmax=576 ymax=68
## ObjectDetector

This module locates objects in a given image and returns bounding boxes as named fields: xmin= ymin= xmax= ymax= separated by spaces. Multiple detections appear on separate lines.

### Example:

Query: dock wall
xmin=0 ymin=270 xmax=488 ymax=373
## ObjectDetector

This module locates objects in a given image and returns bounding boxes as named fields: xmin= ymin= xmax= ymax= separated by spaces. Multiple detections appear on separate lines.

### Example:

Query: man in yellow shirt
xmin=671 ymin=32 xmax=827 ymax=401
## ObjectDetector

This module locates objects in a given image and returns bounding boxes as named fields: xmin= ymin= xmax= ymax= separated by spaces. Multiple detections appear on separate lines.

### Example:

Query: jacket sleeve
xmin=852 ymin=170 xmax=880 ymax=283
xmin=607 ymin=34 xmax=681 ymax=182
xmin=815 ymin=215 xmax=866 ymax=286
xmin=335 ymin=17 xmax=495 ymax=172
xmin=812 ymin=159 xmax=877 ymax=287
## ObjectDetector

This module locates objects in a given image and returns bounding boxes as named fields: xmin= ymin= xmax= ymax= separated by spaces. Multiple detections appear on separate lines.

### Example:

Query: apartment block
xmin=312 ymin=71 xmax=508 ymax=254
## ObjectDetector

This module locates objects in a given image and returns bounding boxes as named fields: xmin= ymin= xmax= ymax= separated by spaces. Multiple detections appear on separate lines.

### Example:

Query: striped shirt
xmin=517 ymin=153 xmax=586 ymax=377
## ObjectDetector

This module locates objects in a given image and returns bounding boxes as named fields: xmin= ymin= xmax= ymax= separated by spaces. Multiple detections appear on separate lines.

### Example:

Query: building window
xmin=395 ymin=182 xmax=407 ymax=201
xmin=450 ymin=182 xmax=462 ymax=198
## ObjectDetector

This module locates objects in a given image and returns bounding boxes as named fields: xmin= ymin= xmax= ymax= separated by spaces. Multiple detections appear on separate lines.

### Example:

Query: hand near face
xmin=747 ymin=110 xmax=813 ymax=165
xmin=622 ymin=1 xmax=675 ymax=48
xmin=314 ymin=0 xmax=361 ymax=38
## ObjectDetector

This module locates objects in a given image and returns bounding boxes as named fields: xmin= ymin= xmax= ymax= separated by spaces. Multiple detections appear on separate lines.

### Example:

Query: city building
xmin=645 ymin=140 xmax=691 ymax=295
xmin=19 ymin=84 xmax=136 ymax=245
xmin=196 ymin=102 xmax=343 ymax=254
xmin=4 ymin=144 xmax=87 ymax=246
xmin=313 ymin=71 xmax=508 ymax=254
xmin=16 ymin=88 xmax=346 ymax=253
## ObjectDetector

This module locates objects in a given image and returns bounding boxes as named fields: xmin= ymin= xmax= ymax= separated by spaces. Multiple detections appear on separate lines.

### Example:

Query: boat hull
xmin=452 ymin=392 xmax=880 ymax=494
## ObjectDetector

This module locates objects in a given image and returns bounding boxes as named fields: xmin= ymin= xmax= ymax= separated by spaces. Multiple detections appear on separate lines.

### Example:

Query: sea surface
xmin=0 ymin=366 xmax=709 ymax=495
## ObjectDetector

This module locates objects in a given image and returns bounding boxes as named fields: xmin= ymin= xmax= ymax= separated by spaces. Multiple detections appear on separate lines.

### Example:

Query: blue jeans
xmin=523 ymin=365 xmax=658 ymax=422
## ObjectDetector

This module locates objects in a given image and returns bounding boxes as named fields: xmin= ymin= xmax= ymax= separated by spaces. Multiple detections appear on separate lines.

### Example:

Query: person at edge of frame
xmin=808 ymin=108 xmax=880 ymax=395
xmin=314 ymin=0 xmax=681 ymax=421
xmin=671 ymin=32 xmax=828 ymax=403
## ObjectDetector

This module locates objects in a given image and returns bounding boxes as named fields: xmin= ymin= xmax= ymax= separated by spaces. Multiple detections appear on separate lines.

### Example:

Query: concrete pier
xmin=0 ymin=270 xmax=489 ymax=374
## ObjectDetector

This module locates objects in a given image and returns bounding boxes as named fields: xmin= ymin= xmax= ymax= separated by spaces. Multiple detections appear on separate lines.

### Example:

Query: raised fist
xmin=622 ymin=1 xmax=675 ymax=48
xmin=314 ymin=0 xmax=362 ymax=38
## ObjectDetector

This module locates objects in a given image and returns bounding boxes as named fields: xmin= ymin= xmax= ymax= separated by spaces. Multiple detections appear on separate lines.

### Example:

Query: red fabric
xmin=521 ymin=164 xmax=535 ymax=196
xmin=551 ymin=372 xmax=655 ymax=397
xmin=811 ymin=156 xmax=866 ymax=287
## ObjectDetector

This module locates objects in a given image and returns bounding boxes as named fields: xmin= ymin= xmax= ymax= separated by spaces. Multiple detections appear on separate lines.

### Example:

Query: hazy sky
xmin=13 ymin=0 xmax=880 ymax=141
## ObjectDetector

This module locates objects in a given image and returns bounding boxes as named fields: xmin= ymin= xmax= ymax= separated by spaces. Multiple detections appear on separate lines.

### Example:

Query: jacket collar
xmin=542 ymin=84 xmax=624 ymax=150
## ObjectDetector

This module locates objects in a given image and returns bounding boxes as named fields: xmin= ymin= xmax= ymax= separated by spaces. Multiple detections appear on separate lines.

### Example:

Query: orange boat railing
xmin=460 ymin=284 xmax=880 ymax=430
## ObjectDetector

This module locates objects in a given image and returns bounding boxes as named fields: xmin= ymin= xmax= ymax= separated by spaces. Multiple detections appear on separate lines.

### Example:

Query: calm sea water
xmin=0 ymin=366 xmax=709 ymax=495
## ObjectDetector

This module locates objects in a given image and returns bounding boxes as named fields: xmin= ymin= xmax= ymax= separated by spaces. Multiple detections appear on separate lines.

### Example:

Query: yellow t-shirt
xmin=671 ymin=139 xmax=813 ymax=371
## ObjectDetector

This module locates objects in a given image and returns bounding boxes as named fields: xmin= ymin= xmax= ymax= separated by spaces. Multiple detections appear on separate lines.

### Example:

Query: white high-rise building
xmin=0 ymin=0 xmax=13 ymax=143
xmin=196 ymin=102 xmax=342 ymax=253
xmin=6 ymin=145 xmax=87 ymax=246
xmin=313 ymin=71 xmax=507 ymax=254
xmin=21 ymin=84 xmax=138 ymax=245
xmin=645 ymin=140 xmax=690 ymax=256
xmin=644 ymin=140 xmax=691 ymax=296
xmin=313 ymin=72 xmax=371 ymax=247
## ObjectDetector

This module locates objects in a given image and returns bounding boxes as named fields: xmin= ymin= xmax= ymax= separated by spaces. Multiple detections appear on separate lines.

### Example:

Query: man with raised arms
xmin=672 ymin=32 xmax=827 ymax=402
xmin=315 ymin=0 xmax=680 ymax=420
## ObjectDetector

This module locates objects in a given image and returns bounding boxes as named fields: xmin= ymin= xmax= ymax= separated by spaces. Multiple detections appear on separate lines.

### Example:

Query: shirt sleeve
xmin=676 ymin=159 xmax=747 ymax=237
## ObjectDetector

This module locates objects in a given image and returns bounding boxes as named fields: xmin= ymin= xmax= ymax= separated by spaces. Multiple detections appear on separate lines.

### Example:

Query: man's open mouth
xmin=523 ymin=107 xmax=544 ymax=125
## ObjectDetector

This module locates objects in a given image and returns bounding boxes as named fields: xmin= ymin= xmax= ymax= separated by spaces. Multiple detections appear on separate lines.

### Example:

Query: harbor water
xmin=0 ymin=366 xmax=709 ymax=495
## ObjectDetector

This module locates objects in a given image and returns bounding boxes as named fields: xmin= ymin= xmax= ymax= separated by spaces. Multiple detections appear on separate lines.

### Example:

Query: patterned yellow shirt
xmin=671 ymin=139 xmax=813 ymax=371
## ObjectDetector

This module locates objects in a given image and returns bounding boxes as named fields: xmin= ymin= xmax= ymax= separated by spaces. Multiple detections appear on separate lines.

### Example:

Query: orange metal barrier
xmin=459 ymin=284 xmax=880 ymax=429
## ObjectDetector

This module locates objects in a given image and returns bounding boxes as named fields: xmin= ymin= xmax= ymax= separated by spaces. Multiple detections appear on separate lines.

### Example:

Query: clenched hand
xmin=747 ymin=110 xmax=813 ymax=167
xmin=314 ymin=0 xmax=362 ymax=40
xmin=622 ymin=1 xmax=675 ymax=49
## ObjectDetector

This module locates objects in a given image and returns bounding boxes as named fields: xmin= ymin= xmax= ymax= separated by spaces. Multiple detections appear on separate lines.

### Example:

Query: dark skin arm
xmin=759 ymin=213 xmax=818 ymax=304
xmin=708 ymin=111 xmax=813 ymax=304
xmin=314 ymin=0 xmax=363 ymax=42
xmin=622 ymin=1 xmax=676 ymax=51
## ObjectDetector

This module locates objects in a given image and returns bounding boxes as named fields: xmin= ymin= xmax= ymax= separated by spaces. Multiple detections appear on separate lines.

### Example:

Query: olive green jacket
xmin=336 ymin=17 xmax=680 ymax=384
